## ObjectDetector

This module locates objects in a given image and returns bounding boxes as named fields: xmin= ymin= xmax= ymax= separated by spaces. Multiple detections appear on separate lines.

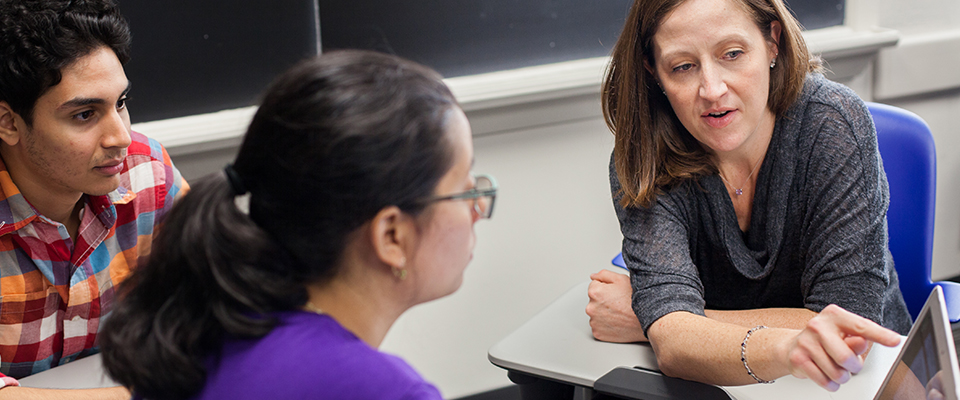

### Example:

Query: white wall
xmin=154 ymin=1 xmax=960 ymax=397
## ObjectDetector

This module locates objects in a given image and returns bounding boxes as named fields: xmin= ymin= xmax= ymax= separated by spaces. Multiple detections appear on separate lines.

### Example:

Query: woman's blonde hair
xmin=603 ymin=0 xmax=821 ymax=208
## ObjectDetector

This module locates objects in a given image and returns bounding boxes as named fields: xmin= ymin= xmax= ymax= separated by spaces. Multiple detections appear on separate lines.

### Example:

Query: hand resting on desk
xmin=586 ymin=269 xmax=902 ymax=391
xmin=586 ymin=270 xmax=647 ymax=342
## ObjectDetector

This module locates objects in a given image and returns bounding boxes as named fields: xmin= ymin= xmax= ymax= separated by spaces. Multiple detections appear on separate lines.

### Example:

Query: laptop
xmin=874 ymin=285 xmax=960 ymax=400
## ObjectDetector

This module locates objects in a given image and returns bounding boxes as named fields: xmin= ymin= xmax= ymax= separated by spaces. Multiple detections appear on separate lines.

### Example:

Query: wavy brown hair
xmin=603 ymin=0 xmax=821 ymax=208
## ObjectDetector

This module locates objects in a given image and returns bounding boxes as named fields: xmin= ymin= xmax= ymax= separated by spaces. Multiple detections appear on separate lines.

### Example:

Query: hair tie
xmin=224 ymin=164 xmax=248 ymax=195
xmin=224 ymin=164 xmax=251 ymax=215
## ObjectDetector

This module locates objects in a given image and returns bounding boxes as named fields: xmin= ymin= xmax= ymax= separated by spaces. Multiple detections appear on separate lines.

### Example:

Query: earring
xmin=392 ymin=257 xmax=407 ymax=280
xmin=770 ymin=59 xmax=777 ymax=69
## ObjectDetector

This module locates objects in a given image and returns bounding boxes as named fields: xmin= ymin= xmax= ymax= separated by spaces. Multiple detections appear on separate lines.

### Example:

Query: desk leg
xmin=507 ymin=370 xmax=573 ymax=399
xmin=507 ymin=370 xmax=616 ymax=400
xmin=572 ymin=386 xmax=595 ymax=400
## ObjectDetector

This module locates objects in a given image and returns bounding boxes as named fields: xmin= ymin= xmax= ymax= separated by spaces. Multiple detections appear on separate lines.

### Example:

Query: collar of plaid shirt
xmin=0 ymin=154 xmax=140 ymax=378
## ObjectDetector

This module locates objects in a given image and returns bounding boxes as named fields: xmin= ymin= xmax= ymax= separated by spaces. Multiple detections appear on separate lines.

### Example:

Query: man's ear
xmin=368 ymin=206 xmax=414 ymax=274
xmin=0 ymin=102 xmax=22 ymax=146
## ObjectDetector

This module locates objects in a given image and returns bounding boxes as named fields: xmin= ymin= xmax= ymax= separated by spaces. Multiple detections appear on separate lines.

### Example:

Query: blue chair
xmin=612 ymin=102 xmax=960 ymax=322
xmin=868 ymin=102 xmax=960 ymax=322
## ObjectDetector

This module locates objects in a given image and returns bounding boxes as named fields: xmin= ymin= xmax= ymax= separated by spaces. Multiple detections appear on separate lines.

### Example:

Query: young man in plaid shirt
xmin=0 ymin=0 xmax=188 ymax=397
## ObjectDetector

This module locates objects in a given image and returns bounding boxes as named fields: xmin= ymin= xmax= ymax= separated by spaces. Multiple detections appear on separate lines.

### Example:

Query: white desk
xmin=17 ymin=354 xmax=118 ymax=389
xmin=489 ymin=281 xmax=905 ymax=400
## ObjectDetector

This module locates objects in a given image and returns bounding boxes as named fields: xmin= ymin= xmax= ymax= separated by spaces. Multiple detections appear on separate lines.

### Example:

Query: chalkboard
xmin=320 ymin=0 xmax=845 ymax=79
xmin=320 ymin=0 xmax=633 ymax=78
xmin=116 ymin=0 xmax=844 ymax=123
xmin=119 ymin=1 xmax=319 ymax=123
xmin=786 ymin=0 xmax=845 ymax=30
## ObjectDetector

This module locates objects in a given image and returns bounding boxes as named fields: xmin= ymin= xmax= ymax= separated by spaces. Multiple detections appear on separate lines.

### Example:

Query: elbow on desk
xmin=649 ymin=343 xmax=695 ymax=381
xmin=648 ymin=335 xmax=725 ymax=384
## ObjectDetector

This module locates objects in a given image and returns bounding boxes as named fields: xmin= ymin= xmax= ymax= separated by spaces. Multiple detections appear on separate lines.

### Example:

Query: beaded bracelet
xmin=740 ymin=325 xmax=775 ymax=384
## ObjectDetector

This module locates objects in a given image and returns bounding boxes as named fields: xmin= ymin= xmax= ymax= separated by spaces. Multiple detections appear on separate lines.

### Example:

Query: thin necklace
xmin=303 ymin=301 xmax=324 ymax=315
xmin=718 ymin=155 xmax=764 ymax=196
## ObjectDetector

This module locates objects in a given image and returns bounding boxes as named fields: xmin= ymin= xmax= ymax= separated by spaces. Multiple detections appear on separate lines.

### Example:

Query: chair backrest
xmin=868 ymin=102 xmax=938 ymax=319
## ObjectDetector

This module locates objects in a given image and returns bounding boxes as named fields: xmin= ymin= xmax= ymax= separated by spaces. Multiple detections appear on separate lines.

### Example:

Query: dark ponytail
xmin=100 ymin=50 xmax=459 ymax=399
xmin=100 ymin=173 xmax=305 ymax=399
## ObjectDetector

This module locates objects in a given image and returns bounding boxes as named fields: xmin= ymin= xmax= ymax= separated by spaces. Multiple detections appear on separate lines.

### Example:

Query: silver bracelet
xmin=741 ymin=325 xmax=775 ymax=384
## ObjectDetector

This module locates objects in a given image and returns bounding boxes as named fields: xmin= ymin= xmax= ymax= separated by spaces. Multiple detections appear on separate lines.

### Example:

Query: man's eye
xmin=74 ymin=110 xmax=95 ymax=121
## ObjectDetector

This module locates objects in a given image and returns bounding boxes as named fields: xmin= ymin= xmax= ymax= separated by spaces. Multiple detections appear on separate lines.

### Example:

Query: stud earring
xmin=392 ymin=257 xmax=408 ymax=280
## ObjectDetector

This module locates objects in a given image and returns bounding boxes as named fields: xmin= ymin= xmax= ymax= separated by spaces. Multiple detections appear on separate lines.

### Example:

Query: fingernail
xmin=836 ymin=371 xmax=851 ymax=384
xmin=843 ymin=356 xmax=863 ymax=374
xmin=826 ymin=381 xmax=839 ymax=392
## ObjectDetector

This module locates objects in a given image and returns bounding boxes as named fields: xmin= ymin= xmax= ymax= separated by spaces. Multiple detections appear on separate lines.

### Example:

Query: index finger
xmin=824 ymin=305 xmax=901 ymax=347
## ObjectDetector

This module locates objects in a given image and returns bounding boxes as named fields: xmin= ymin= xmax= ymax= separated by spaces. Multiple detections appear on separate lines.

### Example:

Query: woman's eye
xmin=725 ymin=50 xmax=744 ymax=60
xmin=117 ymin=97 xmax=127 ymax=110
xmin=672 ymin=63 xmax=693 ymax=73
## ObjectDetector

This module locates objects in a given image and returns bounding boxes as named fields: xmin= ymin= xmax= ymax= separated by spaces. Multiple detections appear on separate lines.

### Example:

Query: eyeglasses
xmin=421 ymin=174 xmax=497 ymax=219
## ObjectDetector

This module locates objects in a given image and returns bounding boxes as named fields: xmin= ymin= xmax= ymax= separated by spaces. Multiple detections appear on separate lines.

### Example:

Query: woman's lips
xmin=702 ymin=109 xmax=737 ymax=129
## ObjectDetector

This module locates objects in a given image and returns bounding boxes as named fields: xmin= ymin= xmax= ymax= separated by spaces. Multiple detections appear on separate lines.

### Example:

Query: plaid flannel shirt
xmin=0 ymin=131 xmax=187 ymax=378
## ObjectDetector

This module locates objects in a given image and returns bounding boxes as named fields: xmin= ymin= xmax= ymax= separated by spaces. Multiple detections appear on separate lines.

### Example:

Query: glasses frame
xmin=420 ymin=174 xmax=497 ymax=219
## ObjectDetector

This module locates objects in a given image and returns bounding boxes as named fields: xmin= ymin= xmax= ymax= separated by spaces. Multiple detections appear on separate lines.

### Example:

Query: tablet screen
xmin=877 ymin=308 xmax=945 ymax=400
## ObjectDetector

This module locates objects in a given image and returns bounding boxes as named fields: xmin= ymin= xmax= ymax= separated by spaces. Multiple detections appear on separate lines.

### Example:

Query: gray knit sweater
xmin=612 ymin=73 xmax=912 ymax=335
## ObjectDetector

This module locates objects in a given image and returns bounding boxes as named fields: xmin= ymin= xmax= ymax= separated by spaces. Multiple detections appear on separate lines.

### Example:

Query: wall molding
xmin=874 ymin=29 xmax=960 ymax=100
xmin=134 ymin=27 xmax=900 ymax=156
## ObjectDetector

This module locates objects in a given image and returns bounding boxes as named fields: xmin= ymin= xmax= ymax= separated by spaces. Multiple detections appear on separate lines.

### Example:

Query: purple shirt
xmin=190 ymin=311 xmax=443 ymax=399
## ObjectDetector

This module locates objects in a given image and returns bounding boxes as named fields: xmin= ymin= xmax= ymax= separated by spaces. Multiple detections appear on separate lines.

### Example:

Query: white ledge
xmin=804 ymin=26 xmax=900 ymax=58
xmin=135 ymin=26 xmax=900 ymax=154
xmin=132 ymin=106 xmax=256 ymax=155
xmin=444 ymin=57 xmax=609 ymax=112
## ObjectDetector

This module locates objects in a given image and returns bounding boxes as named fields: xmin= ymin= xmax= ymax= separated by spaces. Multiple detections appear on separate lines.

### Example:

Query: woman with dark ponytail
xmin=99 ymin=50 xmax=496 ymax=400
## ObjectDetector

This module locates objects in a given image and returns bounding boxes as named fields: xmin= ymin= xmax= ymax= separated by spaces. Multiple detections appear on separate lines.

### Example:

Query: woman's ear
xmin=768 ymin=21 xmax=782 ymax=57
xmin=368 ymin=206 xmax=415 ymax=275
xmin=644 ymin=61 xmax=665 ymax=94
xmin=0 ymin=102 xmax=22 ymax=146
xmin=644 ymin=59 xmax=657 ymax=81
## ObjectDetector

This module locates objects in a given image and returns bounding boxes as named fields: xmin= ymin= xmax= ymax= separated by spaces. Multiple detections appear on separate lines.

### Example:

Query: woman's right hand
xmin=586 ymin=270 xmax=647 ymax=343
xmin=779 ymin=304 xmax=901 ymax=391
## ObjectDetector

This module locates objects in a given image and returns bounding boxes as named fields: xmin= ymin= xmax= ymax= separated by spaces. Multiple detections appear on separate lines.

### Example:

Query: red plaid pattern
xmin=0 ymin=131 xmax=187 ymax=378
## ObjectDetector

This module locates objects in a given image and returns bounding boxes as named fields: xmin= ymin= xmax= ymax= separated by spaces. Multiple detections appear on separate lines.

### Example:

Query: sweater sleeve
xmin=610 ymin=157 xmax=706 ymax=334
xmin=796 ymin=97 xmax=890 ymax=325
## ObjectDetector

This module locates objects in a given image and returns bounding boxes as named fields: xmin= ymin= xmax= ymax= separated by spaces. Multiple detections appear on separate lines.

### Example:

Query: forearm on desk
xmin=0 ymin=386 xmax=130 ymax=400
xmin=704 ymin=308 xmax=818 ymax=330
xmin=647 ymin=311 xmax=796 ymax=386
xmin=648 ymin=306 xmax=900 ymax=391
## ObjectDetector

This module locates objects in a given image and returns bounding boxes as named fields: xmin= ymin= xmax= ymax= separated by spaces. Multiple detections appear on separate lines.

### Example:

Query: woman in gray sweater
xmin=585 ymin=0 xmax=910 ymax=392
